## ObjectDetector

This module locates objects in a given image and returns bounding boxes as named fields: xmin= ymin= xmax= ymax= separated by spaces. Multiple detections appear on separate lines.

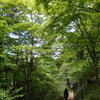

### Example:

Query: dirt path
xmin=59 ymin=91 xmax=74 ymax=100
xmin=67 ymin=91 xmax=74 ymax=100
xmin=63 ymin=92 xmax=74 ymax=100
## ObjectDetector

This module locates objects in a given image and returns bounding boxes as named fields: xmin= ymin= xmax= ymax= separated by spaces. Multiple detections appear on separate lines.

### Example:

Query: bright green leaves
xmin=68 ymin=60 xmax=89 ymax=82
xmin=0 ymin=87 xmax=24 ymax=100
xmin=34 ymin=0 xmax=100 ymax=85
xmin=0 ymin=20 xmax=13 ymax=54
xmin=35 ymin=0 xmax=53 ymax=10
xmin=12 ymin=22 xmax=33 ymax=31
xmin=0 ymin=20 xmax=13 ymax=38
xmin=0 ymin=0 xmax=59 ymax=99
xmin=1 ymin=0 xmax=100 ymax=99
xmin=28 ymin=23 xmax=43 ymax=37
xmin=1 ymin=0 xmax=34 ymax=25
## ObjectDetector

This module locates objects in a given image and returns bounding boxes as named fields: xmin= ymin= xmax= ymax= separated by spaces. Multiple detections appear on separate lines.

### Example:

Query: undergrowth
xmin=75 ymin=83 xmax=100 ymax=100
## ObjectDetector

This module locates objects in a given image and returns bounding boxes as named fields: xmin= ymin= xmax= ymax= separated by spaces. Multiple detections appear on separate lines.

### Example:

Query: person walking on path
xmin=64 ymin=88 xmax=69 ymax=100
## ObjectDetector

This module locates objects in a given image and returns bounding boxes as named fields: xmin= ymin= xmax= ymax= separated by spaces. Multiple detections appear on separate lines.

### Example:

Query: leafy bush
xmin=0 ymin=88 xmax=24 ymax=100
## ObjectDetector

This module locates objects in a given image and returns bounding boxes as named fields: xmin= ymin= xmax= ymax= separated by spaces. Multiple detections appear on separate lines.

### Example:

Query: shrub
xmin=0 ymin=87 xmax=24 ymax=100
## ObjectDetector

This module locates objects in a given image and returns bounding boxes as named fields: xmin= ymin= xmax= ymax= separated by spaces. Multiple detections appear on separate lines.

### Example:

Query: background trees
xmin=1 ymin=0 xmax=100 ymax=100
xmin=0 ymin=0 xmax=60 ymax=100
xmin=35 ymin=0 xmax=100 ymax=83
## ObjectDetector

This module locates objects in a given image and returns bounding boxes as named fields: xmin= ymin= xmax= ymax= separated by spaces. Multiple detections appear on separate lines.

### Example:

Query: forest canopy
xmin=0 ymin=0 xmax=100 ymax=100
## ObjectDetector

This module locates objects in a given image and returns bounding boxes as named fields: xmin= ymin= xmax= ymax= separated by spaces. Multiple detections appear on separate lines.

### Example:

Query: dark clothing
xmin=64 ymin=88 xmax=68 ymax=100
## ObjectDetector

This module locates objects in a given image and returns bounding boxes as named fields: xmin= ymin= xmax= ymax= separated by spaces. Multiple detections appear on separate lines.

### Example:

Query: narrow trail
xmin=61 ymin=91 xmax=74 ymax=100
xmin=67 ymin=91 xmax=74 ymax=100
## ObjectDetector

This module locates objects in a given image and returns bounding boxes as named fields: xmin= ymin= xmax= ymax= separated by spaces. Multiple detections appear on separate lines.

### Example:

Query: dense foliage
xmin=0 ymin=0 xmax=100 ymax=100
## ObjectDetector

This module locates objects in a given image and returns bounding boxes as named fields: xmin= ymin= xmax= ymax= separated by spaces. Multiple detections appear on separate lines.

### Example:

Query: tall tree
xmin=35 ymin=0 xmax=100 ymax=85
